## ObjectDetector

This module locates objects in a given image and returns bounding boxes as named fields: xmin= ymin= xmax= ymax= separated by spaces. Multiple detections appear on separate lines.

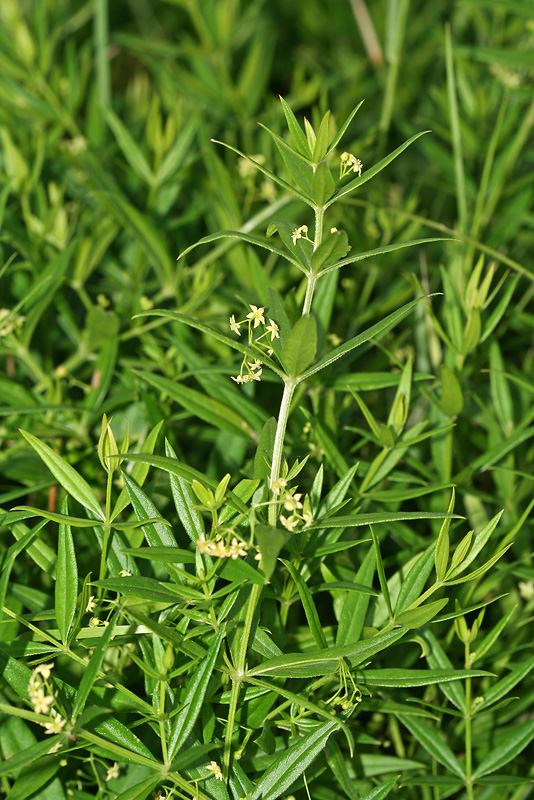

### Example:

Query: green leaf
xmin=281 ymin=314 xmax=317 ymax=378
xmin=123 ymin=472 xmax=180 ymax=576
xmin=4 ymin=757 xmax=60 ymax=800
xmin=310 ymin=229 xmax=349 ymax=273
xmin=312 ymin=110 xmax=331 ymax=161
xmin=72 ymin=609 xmax=119 ymax=720
xmin=105 ymin=108 xmax=154 ymax=185
xmin=319 ymin=238 xmax=447 ymax=276
xmin=423 ymin=630 xmax=466 ymax=712
xmin=247 ymin=628 xmax=406 ymax=678
xmin=446 ymin=510 xmax=503 ymax=580
xmin=94 ymin=576 xmax=202 ymax=603
xmin=311 ymin=161 xmax=335 ymax=205
xmin=256 ymin=524 xmax=289 ymax=580
xmin=308 ymin=510 xmax=460 ymax=530
xmin=281 ymin=559 xmax=328 ymax=649
xmin=440 ymin=364 xmax=464 ymax=417
xmin=336 ymin=545 xmax=376 ymax=646
xmin=358 ymin=777 xmax=398 ymax=800
xmin=133 ymin=370 xmax=255 ymax=439
xmin=112 ymin=420 xmax=164 ymax=518
xmin=120 ymin=546 xmax=196 ymax=564
xmin=330 ymin=131 xmax=429 ymax=206
xmin=254 ymin=417 xmax=277 ymax=480
xmin=474 ymin=653 xmax=534 ymax=714
xmin=371 ymin=527 xmax=394 ymax=620
xmin=298 ymin=296 xmax=429 ymax=382
xmin=326 ymin=100 xmax=365 ymax=156
xmin=55 ymin=498 xmax=78 ymax=646
xmin=247 ymin=718 xmax=339 ymax=800
xmin=435 ymin=490 xmax=455 ymax=581
xmin=473 ymin=719 xmax=534 ymax=778
xmin=360 ymin=668 xmax=490 ymax=688
xmin=18 ymin=430 xmax=104 ymax=520
xmin=177 ymin=229 xmax=306 ymax=274
xmin=395 ymin=598 xmax=449 ymax=628
xmin=279 ymin=95 xmax=312 ymax=158
xmin=167 ymin=627 xmax=225 ymax=761
xmin=396 ymin=714 xmax=465 ymax=778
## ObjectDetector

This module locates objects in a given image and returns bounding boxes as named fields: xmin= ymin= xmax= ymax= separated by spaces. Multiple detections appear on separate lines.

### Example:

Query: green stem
xmin=222 ymin=582 xmax=262 ymax=777
xmin=302 ymin=273 xmax=317 ymax=316
xmin=159 ymin=678 xmax=168 ymax=764
xmin=465 ymin=641 xmax=474 ymax=800
xmin=268 ymin=379 xmax=297 ymax=526
xmin=98 ymin=470 xmax=114 ymax=597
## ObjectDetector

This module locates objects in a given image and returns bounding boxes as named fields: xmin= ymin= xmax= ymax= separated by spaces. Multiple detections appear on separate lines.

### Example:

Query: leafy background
xmin=0 ymin=0 xmax=533 ymax=798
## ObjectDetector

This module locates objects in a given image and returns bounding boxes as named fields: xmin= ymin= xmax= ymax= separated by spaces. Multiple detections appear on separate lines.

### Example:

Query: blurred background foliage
xmin=0 ymin=0 xmax=533 ymax=590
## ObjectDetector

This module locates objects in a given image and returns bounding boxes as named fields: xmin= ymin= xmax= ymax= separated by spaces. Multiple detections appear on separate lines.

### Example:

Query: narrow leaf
xmin=55 ymin=498 xmax=78 ymax=645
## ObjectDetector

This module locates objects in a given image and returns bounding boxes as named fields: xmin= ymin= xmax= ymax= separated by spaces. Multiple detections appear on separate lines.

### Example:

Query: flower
xmin=120 ymin=569 xmax=132 ymax=577
xmin=207 ymin=761 xmax=223 ymax=781
xmin=265 ymin=319 xmax=280 ymax=341
xmin=280 ymin=514 xmax=299 ymax=532
xmin=271 ymin=478 xmax=287 ymax=495
xmin=86 ymin=595 xmax=96 ymax=613
xmin=340 ymin=152 xmax=362 ymax=178
xmin=246 ymin=305 xmax=265 ymax=328
xmin=231 ymin=374 xmax=245 ymax=384
xmin=250 ymin=368 xmax=262 ymax=382
xmin=43 ymin=714 xmax=66 ymax=735
xmin=31 ymin=688 xmax=55 ymax=715
xmin=34 ymin=663 xmax=54 ymax=680
xmin=106 ymin=762 xmax=119 ymax=781
xmin=519 ymin=580 xmax=534 ymax=600
xmin=291 ymin=225 xmax=308 ymax=245
xmin=229 ymin=315 xmax=241 ymax=335
xmin=283 ymin=492 xmax=303 ymax=512
xmin=228 ymin=538 xmax=248 ymax=560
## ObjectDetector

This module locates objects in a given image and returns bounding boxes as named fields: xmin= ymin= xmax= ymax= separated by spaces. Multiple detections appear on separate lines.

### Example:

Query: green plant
xmin=2 ymin=93 xmax=530 ymax=800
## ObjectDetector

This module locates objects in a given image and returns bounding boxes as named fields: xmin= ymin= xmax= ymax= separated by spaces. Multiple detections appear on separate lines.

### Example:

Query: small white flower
xmin=119 ymin=569 xmax=132 ymax=577
xmin=86 ymin=595 xmax=96 ymax=613
xmin=246 ymin=305 xmax=265 ymax=328
xmin=265 ymin=319 xmax=280 ymax=341
xmin=231 ymin=374 xmax=245 ymax=384
xmin=228 ymin=538 xmax=248 ymax=560
xmin=106 ymin=762 xmax=119 ymax=781
xmin=280 ymin=514 xmax=299 ymax=532
xmin=271 ymin=478 xmax=287 ymax=495
xmin=283 ymin=492 xmax=303 ymax=512
xmin=229 ymin=315 xmax=241 ymax=335
xmin=291 ymin=225 xmax=308 ymax=246
xmin=34 ymin=663 xmax=54 ymax=680
xmin=43 ymin=714 xmax=66 ymax=735
xmin=249 ymin=359 xmax=262 ymax=371
xmin=207 ymin=760 xmax=223 ymax=781
xmin=250 ymin=368 xmax=262 ymax=382
xmin=519 ymin=580 xmax=534 ymax=600
xmin=31 ymin=688 xmax=55 ymax=715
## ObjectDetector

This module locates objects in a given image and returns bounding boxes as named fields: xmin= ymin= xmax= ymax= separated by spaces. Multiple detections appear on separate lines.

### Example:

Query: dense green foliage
xmin=1 ymin=1 xmax=533 ymax=799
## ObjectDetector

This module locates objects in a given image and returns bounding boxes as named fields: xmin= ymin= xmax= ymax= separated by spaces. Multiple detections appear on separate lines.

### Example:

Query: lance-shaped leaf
xmin=319 ymin=237 xmax=446 ymax=276
xmin=72 ymin=610 xmax=119 ymax=720
xmin=167 ymin=627 xmax=225 ymax=761
xmin=473 ymin=719 xmax=534 ymax=779
xmin=358 ymin=668 xmax=491 ymax=688
xmin=396 ymin=714 xmax=465 ymax=778
xmin=328 ymin=131 xmax=430 ymax=207
xmin=279 ymin=95 xmax=313 ymax=158
xmin=298 ymin=296 xmax=431 ymax=382
xmin=56 ymin=498 xmax=78 ymax=646
xmin=247 ymin=718 xmax=340 ymax=800
xmin=177 ymin=229 xmax=307 ymax=273
xmin=445 ymin=510 xmax=503 ymax=580
xmin=281 ymin=314 xmax=317 ymax=377
xmin=247 ymin=627 xmax=406 ymax=678
xmin=18 ymin=429 xmax=104 ymax=520
xmin=307 ymin=510 xmax=461 ymax=530
xmin=326 ymin=100 xmax=365 ymax=157
xmin=281 ymin=559 xmax=327 ymax=649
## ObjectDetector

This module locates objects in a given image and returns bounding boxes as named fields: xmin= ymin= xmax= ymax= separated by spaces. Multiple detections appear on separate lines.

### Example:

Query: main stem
xmin=465 ymin=641 xmax=474 ymax=800
xmin=268 ymin=379 xmax=297 ymax=526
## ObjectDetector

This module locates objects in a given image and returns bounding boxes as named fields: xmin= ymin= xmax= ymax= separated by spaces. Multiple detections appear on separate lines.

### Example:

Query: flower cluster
xmin=197 ymin=533 xmax=249 ymax=560
xmin=27 ymin=663 xmax=67 ymax=738
xmin=279 ymin=488 xmax=314 ymax=531
xmin=229 ymin=304 xmax=279 ymax=386
xmin=291 ymin=224 xmax=313 ymax=246
xmin=340 ymin=151 xmax=363 ymax=179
